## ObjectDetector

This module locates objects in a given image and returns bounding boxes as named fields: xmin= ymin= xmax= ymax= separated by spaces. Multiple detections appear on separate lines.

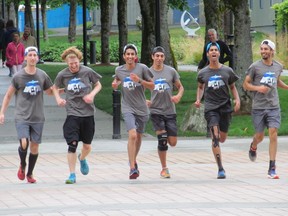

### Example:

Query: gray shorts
xmin=15 ymin=122 xmax=44 ymax=144
xmin=252 ymin=108 xmax=281 ymax=132
xmin=123 ymin=113 xmax=149 ymax=133
xmin=150 ymin=114 xmax=177 ymax=136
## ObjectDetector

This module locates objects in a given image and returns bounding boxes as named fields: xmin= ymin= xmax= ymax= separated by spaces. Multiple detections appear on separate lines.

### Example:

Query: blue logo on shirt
xmin=154 ymin=78 xmax=169 ymax=92
xmin=208 ymin=75 xmax=225 ymax=89
xmin=260 ymin=72 xmax=276 ymax=87
xmin=67 ymin=77 xmax=86 ymax=93
xmin=24 ymin=80 xmax=41 ymax=95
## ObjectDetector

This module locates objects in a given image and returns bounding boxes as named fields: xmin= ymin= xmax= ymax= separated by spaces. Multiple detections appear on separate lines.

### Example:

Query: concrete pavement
xmin=0 ymin=66 xmax=288 ymax=216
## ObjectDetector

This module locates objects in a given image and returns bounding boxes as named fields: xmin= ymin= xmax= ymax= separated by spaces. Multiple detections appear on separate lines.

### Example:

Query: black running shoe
xmin=249 ymin=143 xmax=257 ymax=162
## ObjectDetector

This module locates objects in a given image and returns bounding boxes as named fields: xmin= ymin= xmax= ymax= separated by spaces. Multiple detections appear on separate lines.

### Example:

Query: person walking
xmin=0 ymin=19 xmax=6 ymax=67
xmin=20 ymin=25 xmax=37 ymax=48
xmin=194 ymin=42 xmax=240 ymax=179
xmin=243 ymin=39 xmax=288 ymax=179
xmin=146 ymin=46 xmax=184 ymax=178
xmin=5 ymin=31 xmax=25 ymax=76
xmin=0 ymin=46 xmax=53 ymax=183
xmin=112 ymin=44 xmax=154 ymax=179
xmin=53 ymin=47 xmax=102 ymax=184
xmin=198 ymin=28 xmax=232 ymax=70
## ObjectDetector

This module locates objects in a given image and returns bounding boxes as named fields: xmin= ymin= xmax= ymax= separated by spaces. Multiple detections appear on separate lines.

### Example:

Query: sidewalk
xmin=1 ymin=66 xmax=288 ymax=216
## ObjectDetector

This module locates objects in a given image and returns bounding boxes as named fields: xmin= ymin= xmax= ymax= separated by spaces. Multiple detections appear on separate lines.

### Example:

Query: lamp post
xmin=1 ymin=0 xmax=4 ymax=19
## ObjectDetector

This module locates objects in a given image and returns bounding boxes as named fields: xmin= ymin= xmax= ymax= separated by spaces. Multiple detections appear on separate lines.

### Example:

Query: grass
xmin=37 ymin=26 xmax=288 ymax=137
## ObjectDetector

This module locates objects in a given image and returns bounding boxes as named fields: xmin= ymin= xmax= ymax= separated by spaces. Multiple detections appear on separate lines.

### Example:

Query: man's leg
xmin=267 ymin=128 xmax=279 ymax=179
xmin=78 ymin=143 xmax=91 ymax=175
xmin=210 ymin=125 xmax=226 ymax=179
xmin=26 ymin=142 xmax=39 ymax=183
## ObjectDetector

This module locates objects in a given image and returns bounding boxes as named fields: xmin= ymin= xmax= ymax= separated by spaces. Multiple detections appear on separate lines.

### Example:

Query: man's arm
xmin=243 ymin=74 xmax=270 ymax=94
xmin=52 ymin=84 xmax=66 ymax=107
xmin=229 ymin=83 xmax=240 ymax=112
xmin=194 ymin=82 xmax=204 ymax=108
xmin=83 ymin=81 xmax=102 ymax=104
xmin=171 ymin=80 xmax=184 ymax=104
xmin=0 ymin=85 xmax=16 ymax=124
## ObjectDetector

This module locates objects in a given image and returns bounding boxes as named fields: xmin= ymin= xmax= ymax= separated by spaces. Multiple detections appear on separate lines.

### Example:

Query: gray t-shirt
xmin=54 ymin=65 xmax=102 ymax=117
xmin=115 ymin=63 xmax=153 ymax=115
xmin=149 ymin=65 xmax=180 ymax=115
xmin=246 ymin=60 xmax=282 ymax=109
xmin=197 ymin=65 xmax=239 ymax=112
xmin=12 ymin=68 xmax=53 ymax=123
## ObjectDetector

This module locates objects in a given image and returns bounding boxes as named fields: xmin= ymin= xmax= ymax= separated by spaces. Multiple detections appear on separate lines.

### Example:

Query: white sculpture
xmin=180 ymin=10 xmax=200 ymax=37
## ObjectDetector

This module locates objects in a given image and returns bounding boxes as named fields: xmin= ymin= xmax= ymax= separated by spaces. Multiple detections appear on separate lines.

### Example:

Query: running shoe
xmin=78 ymin=154 xmax=89 ymax=175
xmin=129 ymin=168 xmax=139 ymax=179
xmin=65 ymin=173 xmax=76 ymax=184
xmin=17 ymin=164 xmax=25 ymax=180
xmin=249 ymin=143 xmax=257 ymax=162
xmin=217 ymin=169 xmax=226 ymax=179
xmin=160 ymin=168 xmax=171 ymax=178
xmin=26 ymin=175 xmax=36 ymax=183
xmin=267 ymin=169 xmax=279 ymax=179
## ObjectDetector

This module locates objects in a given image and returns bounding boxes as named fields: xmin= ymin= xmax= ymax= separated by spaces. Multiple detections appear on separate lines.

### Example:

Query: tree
xmin=138 ymin=0 xmax=188 ymax=68
xmin=117 ymin=0 xmax=128 ymax=65
xmin=24 ymin=0 xmax=35 ymax=36
xmin=223 ymin=0 xmax=253 ymax=113
xmin=68 ymin=0 xmax=77 ymax=43
xmin=40 ymin=0 xmax=48 ymax=41
xmin=100 ymin=0 xmax=111 ymax=64
xmin=272 ymin=1 xmax=288 ymax=62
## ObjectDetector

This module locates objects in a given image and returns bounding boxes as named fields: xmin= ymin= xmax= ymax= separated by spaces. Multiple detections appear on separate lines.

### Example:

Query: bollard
xmin=112 ymin=90 xmax=121 ymax=139
xmin=89 ymin=41 xmax=96 ymax=64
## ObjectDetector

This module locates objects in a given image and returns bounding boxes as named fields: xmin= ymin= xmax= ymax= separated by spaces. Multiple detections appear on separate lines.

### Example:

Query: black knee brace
xmin=19 ymin=138 xmax=29 ymax=151
xmin=158 ymin=132 xmax=168 ymax=151
xmin=210 ymin=126 xmax=220 ymax=148
xmin=68 ymin=141 xmax=78 ymax=153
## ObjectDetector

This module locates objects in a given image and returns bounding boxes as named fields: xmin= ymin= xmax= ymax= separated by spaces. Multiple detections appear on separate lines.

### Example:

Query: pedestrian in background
xmin=198 ymin=28 xmax=232 ymax=70
xmin=243 ymin=39 xmax=288 ymax=179
xmin=0 ymin=19 xmax=6 ymax=67
xmin=147 ymin=46 xmax=184 ymax=178
xmin=0 ymin=46 xmax=53 ymax=183
xmin=53 ymin=46 xmax=102 ymax=184
xmin=20 ymin=25 xmax=37 ymax=48
xmin=195 ymin=42 xmax=240 ymax=179
xmin=5 ymin=31 xmax=25 ymax=76
xmin=112 ymin=44 xmax=154 ymax=179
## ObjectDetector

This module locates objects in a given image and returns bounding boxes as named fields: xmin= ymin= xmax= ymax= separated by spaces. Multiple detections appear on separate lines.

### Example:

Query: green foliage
xmin=168 ymin=0 xmax=189 ymax=11
xmin=272 ymin=0 xmax=288 ymax=32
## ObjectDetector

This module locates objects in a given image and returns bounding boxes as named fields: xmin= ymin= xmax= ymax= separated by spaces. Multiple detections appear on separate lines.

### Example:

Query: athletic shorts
xmin=150 ymin=114 xmax=177 ymax=136
xmin=63 ymin=115 xmax=95 ymax=144
xmin=252 ymin=108 xmax=281 ymax=133
xmin=122 ymin=113 xmax=149 ymax=134
xmin=15 ymin=122 xmax=44 ymax=144
xmin=204 ymin=109 xmax=231 ymax=133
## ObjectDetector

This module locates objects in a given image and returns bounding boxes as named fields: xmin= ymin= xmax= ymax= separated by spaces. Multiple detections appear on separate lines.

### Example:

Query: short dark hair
xmin=152 ymin=46 xmax=165 ymax=55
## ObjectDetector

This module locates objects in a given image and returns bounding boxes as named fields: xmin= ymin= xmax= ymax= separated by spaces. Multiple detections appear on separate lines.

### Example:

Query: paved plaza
xmin=0 ymin=67 xmax=288 ymax=216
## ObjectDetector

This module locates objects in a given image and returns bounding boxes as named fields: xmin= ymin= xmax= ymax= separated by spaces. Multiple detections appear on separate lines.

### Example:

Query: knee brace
xmin=19 ymin=138 xmax=29 ymax=151
xmin=68 ymin=141 xmax=78 ymax=153
xmin=157 ymin=132 xmax=168 ymax=151
xmin=210 ymin=126 xmax=220 ymax=148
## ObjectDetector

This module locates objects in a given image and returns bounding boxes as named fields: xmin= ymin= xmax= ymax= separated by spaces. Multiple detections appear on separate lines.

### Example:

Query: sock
xmin=27 ymin=153 xmax=38 ymax=176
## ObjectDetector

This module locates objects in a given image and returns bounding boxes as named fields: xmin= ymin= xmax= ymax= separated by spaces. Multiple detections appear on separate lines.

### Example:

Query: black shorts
xmin=204 ymin=109 xmax=231 ymax=133
xmin=150 ymin=114 xmax=177 ymax=136
xmin=63 ymin=115 xmax=95 ymax=144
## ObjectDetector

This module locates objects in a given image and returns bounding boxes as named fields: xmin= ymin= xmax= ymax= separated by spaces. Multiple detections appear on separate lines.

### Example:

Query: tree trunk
xmin=68 ymin=0 xmax=77 ymax=43
xmin=24 ymin=0 xmax=35 ymax=36
xmin=159 ymin=0 xmax=176 ymax=68
xmin=203 ymin=0 xmax=221 ymax=44
xmin=230 ymin=0 xmax=253 ymax=114
xmin=117 ymin=0 xmax=128 ymax=65
xmin=40 ymin=0 xmax=48 ymax=42
xmin=100 ymin=0 xmax=110 ymax=64
xmin=138 ymin=0 xmax=155 ymax=66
